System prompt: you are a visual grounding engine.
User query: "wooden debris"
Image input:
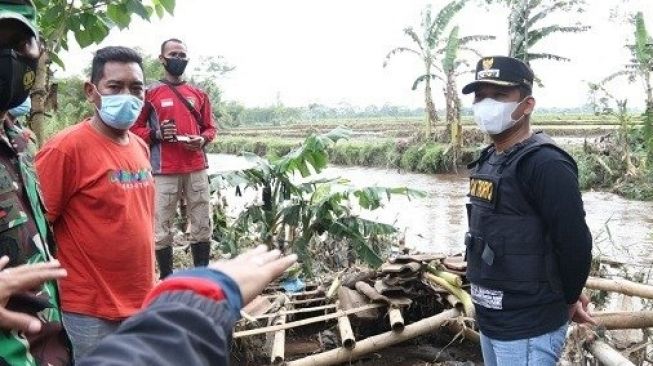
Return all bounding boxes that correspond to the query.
[354,281,412,307]
[586,277,653,299]
[388,253,446,264]
[243,296,274,317]
[341,269,376,289]
[337,286,379,321]
[380,262,422,275]
[442,256,467,272]
[285,309,461,366]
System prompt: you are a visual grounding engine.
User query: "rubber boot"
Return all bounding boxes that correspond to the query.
[191,241,211,267]
[155,246,174,280]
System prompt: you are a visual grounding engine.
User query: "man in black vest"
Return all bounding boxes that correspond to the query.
[462,56,594,365]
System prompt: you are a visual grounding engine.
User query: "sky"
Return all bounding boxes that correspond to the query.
[58,0,652,110]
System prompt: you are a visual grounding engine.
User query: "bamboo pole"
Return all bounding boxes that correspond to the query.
[335,301,356,349]
[290,297,327,305]
[264,289,324,299]
[337,315,356,349]
[585,277,653,299]
[593,311,653,330]
[326,276,342,300]
[234,303,385,338]
[271,312,286,365]
[388,307,404,332]
[587,340,635,366]
[252,304,337,320]
[286,309,460,366]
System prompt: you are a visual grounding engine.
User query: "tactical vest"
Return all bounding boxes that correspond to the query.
[465,132,576,295]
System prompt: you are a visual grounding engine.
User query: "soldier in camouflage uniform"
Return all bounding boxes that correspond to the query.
[0,1,71,364]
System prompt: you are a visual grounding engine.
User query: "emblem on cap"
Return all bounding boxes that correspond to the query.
[23,71,35,89]
[482,58,494,70]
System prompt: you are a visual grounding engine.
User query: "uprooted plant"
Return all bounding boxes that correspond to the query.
[210,128,425,276]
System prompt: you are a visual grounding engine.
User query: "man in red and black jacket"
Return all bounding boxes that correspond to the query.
[132,38,218,278]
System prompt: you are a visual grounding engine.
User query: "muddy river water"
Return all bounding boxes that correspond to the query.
[208,154,653,264]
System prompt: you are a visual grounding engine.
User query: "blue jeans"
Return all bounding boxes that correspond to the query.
[480,323,569,366]
[62,312,122,363]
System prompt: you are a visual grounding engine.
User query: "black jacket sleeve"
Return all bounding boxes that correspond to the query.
[519,147,593,304]
[78,290,238,366]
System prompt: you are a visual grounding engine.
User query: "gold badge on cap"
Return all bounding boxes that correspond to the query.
[23,71,35,89]
[482,57,494,70]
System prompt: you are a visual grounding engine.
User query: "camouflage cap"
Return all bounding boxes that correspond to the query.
[0,0,38,40]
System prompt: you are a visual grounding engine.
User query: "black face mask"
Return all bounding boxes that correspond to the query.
[163,57,188,77]
[0,49,38,111]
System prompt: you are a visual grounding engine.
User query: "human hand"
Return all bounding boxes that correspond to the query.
[0,256,67,333]
[181,135,204,151]
[160,120,177,142]
[209,245,297,305]
[568,293,596,325]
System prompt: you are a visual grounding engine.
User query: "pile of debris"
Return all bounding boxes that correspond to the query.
[232,253,480,366]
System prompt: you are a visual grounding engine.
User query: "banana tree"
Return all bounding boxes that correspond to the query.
[384,0,469,140]
[601,12,653,162]
[210,128,425,275]
[482,0,589,64]
[439,26,495,148]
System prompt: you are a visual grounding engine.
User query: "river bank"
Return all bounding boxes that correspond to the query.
[207,134,653,200]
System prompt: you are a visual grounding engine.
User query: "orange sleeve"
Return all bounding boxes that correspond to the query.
[35,146,77,223]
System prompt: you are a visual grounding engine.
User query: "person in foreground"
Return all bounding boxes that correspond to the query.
[77,246,297,365]
[462,56,595,366]
[0,0,71,363]
[35,46,155,361]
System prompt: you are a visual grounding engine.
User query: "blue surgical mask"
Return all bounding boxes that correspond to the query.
[8,97,31,118]
[95,92,144,130]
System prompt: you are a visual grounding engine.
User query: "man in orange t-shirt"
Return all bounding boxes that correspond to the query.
[35,46,155,362]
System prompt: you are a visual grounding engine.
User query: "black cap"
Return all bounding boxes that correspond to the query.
[462,56,534,95]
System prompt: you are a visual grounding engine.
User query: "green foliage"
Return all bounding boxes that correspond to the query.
[400,145,422,171]
[210,129,424,275]
[34,0,175,63]
[45,76,91,140]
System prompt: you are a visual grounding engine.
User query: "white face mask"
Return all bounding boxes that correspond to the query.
[472,98,527,135]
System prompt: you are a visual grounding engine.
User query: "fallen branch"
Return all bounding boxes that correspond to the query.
[586,277,653,299]
[286,309,460,366]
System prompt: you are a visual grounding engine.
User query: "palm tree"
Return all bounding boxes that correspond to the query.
[483,0,589,64]
[384,0,469,139]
